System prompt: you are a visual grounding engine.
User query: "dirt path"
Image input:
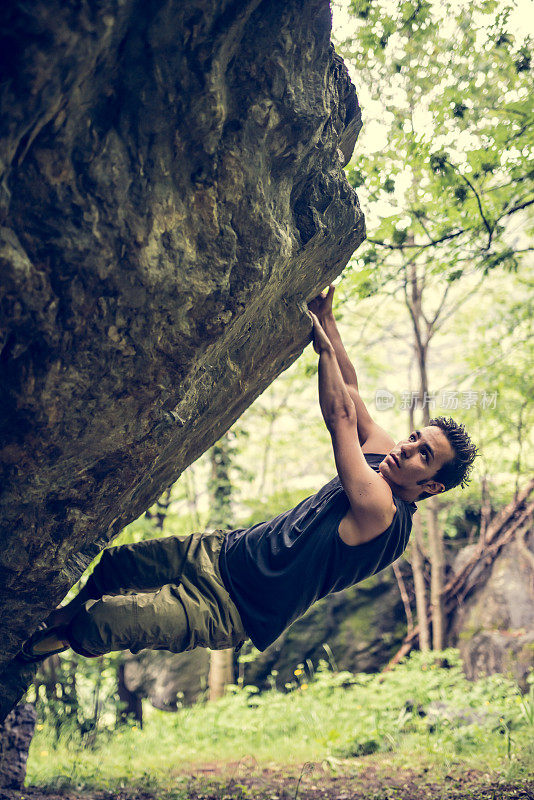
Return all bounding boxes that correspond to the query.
[1,764,533,800]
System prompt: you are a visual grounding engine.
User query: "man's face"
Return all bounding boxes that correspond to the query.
[379,426,455,500]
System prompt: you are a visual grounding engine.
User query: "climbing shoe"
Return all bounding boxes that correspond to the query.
[17,624,70,663]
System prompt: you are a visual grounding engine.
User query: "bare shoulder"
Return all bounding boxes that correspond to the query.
[338,478,396,547]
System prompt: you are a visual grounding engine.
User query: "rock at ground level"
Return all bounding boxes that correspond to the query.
[450,531,534,689]
[0,704,36,791]
[123,648,210,710]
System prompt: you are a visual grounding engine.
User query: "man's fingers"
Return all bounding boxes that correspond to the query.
[309,310,322,333]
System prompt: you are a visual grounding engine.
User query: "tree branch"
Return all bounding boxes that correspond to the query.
[368,229,464,251]
[444,159,494,246]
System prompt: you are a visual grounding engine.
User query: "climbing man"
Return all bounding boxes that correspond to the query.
[19,285,477,662]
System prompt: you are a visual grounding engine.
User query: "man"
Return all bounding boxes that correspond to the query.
[19,285,477,662]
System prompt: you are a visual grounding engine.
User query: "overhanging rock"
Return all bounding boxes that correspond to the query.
[0,0,364,719]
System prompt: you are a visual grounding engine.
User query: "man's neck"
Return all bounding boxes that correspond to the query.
[379,474,419,503]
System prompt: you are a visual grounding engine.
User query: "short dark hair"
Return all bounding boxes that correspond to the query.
[419,417,478,499]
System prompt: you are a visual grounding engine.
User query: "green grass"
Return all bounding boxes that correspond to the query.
[26,649,534,794]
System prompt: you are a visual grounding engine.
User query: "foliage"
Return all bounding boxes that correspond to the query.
[27,651,126,741]
[341,0,533,284]
[26,650,533,792]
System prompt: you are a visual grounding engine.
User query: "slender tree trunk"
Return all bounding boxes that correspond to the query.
[479,474,491,548]
[259,410,275,498]
[208,649,234,701]
[407,403,430,651]
[207,434,235,700]
[410,514,431,651]
[426,499,445,649]
[405,258,445,651]
[91,656,104,734]
[184,465,202,530]
[145,485,172,531]
[392,562,413,635]
[514,399,528,501]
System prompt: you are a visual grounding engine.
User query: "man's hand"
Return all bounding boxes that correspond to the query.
[307,285,335,322]
[309,311,333,354]
[309,287,396,455]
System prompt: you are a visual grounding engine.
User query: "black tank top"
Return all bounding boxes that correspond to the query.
[219,454,417,651]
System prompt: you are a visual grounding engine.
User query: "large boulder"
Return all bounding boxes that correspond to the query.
[450,529,534,689]
[0,0,364,720]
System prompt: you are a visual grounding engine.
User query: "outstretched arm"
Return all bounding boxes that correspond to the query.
[308,286,394,454]
[309,312,395,544]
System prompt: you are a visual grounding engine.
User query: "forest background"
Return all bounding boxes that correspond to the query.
[23,0,534,796]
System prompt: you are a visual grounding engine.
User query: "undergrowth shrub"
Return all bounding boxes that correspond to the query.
[26,649,533,792]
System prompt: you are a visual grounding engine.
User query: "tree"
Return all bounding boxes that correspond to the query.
[206,433,235,701]
[341,0,533,284]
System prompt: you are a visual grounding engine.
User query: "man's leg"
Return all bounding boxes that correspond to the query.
[34,531,247,658]
[48,533,198,628]
[67,586,193,656]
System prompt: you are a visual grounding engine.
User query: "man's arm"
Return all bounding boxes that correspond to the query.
[308,286,394,454]
[310,312,395,544]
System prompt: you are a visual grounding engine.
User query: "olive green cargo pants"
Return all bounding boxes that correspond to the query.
[67,531,247,657]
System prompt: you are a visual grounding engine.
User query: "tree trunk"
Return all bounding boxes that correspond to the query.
[405,259,445,651]
[207,434,234,699]
[392,562,413,635]
[410,514,430,651]
[408,402,430,651]
[145,487,173,532]
[479,474,491,547]
[208,650,234,702]
[426,499,445,650]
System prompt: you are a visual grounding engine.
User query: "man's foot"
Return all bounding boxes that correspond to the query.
[44,585,94,629]
[17,625,70,663]
[45,605,79,629]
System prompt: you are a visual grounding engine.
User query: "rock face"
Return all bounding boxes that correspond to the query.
[0,704,36,790]
[0,0,364,719]
[450,529,534,689]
